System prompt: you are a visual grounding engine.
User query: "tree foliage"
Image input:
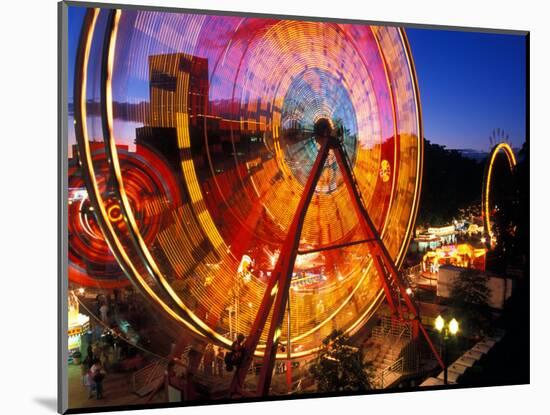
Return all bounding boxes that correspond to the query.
[309,329,372,393]
[490,140,528,270]
[450,268,492,336]
[417,139,485,227]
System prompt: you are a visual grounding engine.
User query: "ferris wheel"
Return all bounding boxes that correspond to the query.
[71,8,442,395]
[482,129,517,248]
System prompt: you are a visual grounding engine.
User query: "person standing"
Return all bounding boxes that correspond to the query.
[95,294,102,317]
[80,358,89,387]
[85,369,95,399]
[203,344,215,377]
[231,333,245,366]
[215,347,225,377]
[90,359,106,399]
[82,347,94,387]
[99,302,109,325]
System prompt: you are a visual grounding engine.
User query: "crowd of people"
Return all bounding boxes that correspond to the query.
[199,344,228,377]
[196,334,246,378]
[198,334,291,377]
[76,286,298,398]
[76,287,149,401]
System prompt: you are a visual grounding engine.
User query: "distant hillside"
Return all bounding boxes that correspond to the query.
[450,148,489,162]
[417,139,485,227]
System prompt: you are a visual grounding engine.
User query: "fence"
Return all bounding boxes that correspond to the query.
[131,360,167,396]
[372,356,404,389]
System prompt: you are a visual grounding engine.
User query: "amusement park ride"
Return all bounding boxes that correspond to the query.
[69,8,446,397]
[482,130,517,249]
[230,119,443,395]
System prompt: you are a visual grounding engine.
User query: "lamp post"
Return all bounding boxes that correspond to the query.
[434,315,459,385]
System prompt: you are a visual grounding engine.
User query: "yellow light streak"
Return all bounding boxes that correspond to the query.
[483,142,517,245]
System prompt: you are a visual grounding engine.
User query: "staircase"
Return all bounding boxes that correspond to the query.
[365,316,413,389]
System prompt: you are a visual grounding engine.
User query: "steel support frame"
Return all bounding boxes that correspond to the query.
[332,145,443,369]
[230,136,332,396]
[230,136,443,397]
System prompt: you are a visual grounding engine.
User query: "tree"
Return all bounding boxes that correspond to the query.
[491,140,528,271]
[449,269,492,337]
[417,139,485,227]
[309,329,372,393]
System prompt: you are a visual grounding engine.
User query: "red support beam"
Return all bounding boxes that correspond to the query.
[228,264,278,396]
[231,134,444,398]
[230,136,331,396]
[333,145,444,369]
[332,147,398,314]
[256,137,333,395]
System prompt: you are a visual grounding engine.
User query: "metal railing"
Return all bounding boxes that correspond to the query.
[372,356,404,389]
[72,293,168,362]
[372,315,413,340]
[402,263,423,279]
[175,345,192,367]
[368,315,418,389]
[131,360,166,395]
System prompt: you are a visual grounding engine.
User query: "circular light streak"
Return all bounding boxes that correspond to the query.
[107,204,122,223]
[68,144,179,288]
[482,142,517,247]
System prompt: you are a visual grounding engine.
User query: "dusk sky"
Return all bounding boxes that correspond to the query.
[68,8,527,152]
[406,27,526,151]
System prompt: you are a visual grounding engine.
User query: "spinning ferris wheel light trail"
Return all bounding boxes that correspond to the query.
[71,7,444,397]
[230,121,443,396]
[482,140,517,249]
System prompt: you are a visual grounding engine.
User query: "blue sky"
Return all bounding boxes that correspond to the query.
[406,27,526,151]
[68,7,527,152]
[67,6,86,102]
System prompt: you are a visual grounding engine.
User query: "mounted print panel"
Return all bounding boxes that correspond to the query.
[58,1,529,413]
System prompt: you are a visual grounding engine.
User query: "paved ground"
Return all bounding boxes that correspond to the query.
[67,364,167,410]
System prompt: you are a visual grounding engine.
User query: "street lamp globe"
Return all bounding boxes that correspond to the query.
[435,315,445,332]
[449,318,459,335]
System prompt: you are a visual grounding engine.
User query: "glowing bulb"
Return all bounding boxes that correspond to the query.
[405,287,413,295]
[78,288,85,295]
[449,318,459,335]
[434,315,445,332]
[274,327,282,342]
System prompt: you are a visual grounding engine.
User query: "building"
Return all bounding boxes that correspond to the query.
[422,243,487,274]
[437,265,513,309]
[147,53,209,128]
[411,224,457,253]
[135,53,210,173]
[135,52,271,179]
